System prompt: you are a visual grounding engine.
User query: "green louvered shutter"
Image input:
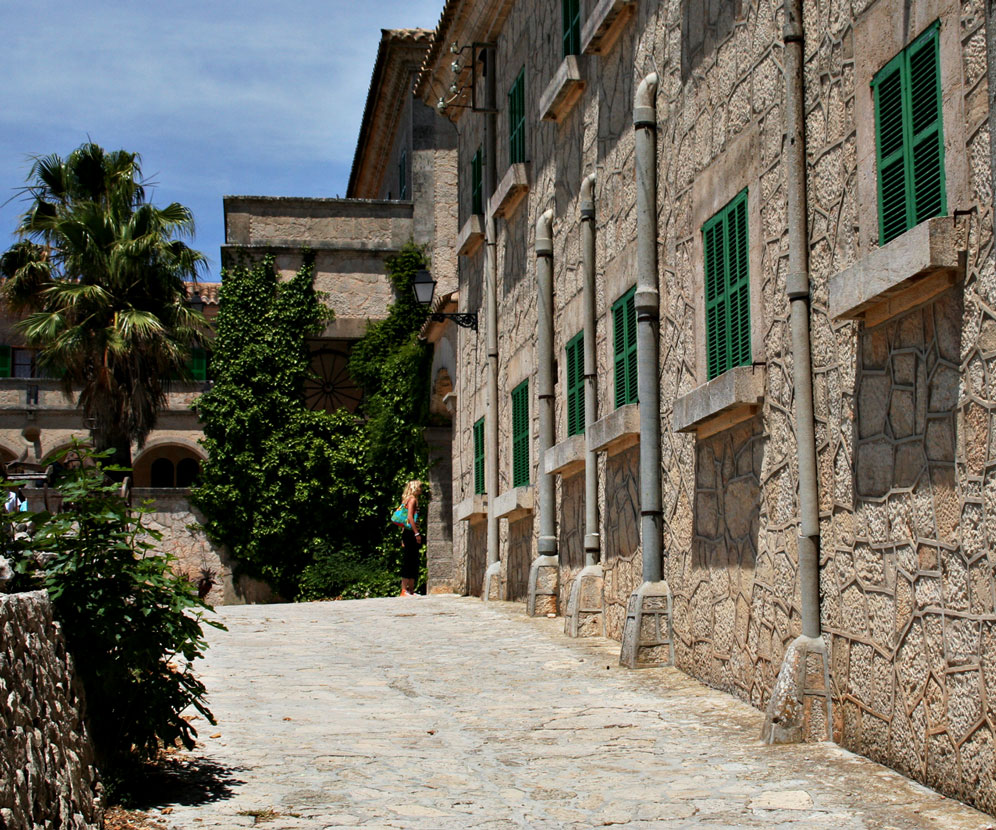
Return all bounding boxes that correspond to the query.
[471,146,484,215]
[566,331,585,436]
[612,287,637,408]
[0,346,10,378]
[703,189,750,380]
[473,417,486,495]
[562,0,581,57]
[187,347,207,381]
[873,21,944,246]
[512,380,530,487]
[624,291,637,404]
[509,69,526,165]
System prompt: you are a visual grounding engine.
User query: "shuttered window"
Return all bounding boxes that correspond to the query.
[0,346,10,378]
[511,380,530,487]
[509,68,526,165]
[703,189,750,380]
[473,417,486,495]
[612,287,638,408]
[187,347,207,381]
[565,330,585,436]
[873,21,945,246]
[471,145,484,215]
[562,0,581,57]
[399,150,408,200]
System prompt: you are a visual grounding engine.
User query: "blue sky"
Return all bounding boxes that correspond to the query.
[0,1,445,281]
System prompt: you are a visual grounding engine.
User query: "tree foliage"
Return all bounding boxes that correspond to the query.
[10,443,221,770]
[0,143,208,467]
[193,243,432,599]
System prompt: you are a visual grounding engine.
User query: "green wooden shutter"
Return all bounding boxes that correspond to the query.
[0,346,10,378]
[873,21,944,246]
[471,146,484,215]
[624,291,637,404]
[473,417,486,495]
[566,331,585,436]
[562,0,581,57]
[908,25,944,225]
[512,380,530,487]
[399,149,408,199]
[703,189,750,380]
[612,287,637,408]
[187,347,207,381]
[509,69,526,165]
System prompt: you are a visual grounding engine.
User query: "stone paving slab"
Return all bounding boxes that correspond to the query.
[158,597,993,829]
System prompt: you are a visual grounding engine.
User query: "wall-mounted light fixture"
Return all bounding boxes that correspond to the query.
[436,42,497,115]
[413,269,478,332]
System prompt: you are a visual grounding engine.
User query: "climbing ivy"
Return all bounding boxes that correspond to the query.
[193,243,431,599]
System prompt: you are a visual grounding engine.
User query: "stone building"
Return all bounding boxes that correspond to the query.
[0,284,257,604]
[415,0,996,814]
[224,28,460,591]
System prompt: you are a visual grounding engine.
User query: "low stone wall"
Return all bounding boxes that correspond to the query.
[0,590,101,828]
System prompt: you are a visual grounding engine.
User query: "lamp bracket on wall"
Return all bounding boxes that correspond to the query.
[438,42,497,114]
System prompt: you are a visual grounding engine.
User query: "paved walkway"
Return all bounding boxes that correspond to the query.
[158,596,992,829]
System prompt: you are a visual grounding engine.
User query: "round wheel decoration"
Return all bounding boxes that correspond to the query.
[303,347,362,413]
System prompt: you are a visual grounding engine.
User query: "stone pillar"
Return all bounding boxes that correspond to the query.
[423,426,454,593]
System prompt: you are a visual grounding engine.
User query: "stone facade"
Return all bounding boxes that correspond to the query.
[0,591,102,828]
[416,0,996,814]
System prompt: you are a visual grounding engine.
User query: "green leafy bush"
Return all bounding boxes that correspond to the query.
[193,244,432,600]
[11,444,222,768]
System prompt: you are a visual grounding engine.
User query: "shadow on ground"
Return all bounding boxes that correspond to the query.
[114,753,245,810]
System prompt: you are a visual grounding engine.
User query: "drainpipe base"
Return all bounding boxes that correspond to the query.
[619,580,673,668]
[564,564,604,638]
[761,634,832,744]
[526,554,559,616]
[482,560,502,602]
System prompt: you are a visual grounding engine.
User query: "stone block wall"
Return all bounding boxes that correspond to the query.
[0,591,101,829]
[437,0,996,812]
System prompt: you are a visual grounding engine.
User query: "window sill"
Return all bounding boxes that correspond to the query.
[828,216,965,327]
[544,433,585,476]
[457,214,484,256]
[454,494,487,523]
[488,163,530,220]
[673,365,764,438]
[493,485,534,520]
[590,403,639,455]
[539,56,586,123]
[581,0,636,56]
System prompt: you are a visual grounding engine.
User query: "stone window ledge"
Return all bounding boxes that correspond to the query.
[673,366,764,438]
[493,486,534,520]
[457,214,484,256]
[539,56,585,123]
[590,403,639,455]
[544,434,585,476]
[829,216,966,328]
[581,0,636,56]
[488,163,530,220]
[454,495,487,523]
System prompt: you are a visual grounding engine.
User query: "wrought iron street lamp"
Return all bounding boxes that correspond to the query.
[413,269,478,331]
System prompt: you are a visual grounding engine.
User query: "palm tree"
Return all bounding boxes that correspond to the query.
[0,142,208,469]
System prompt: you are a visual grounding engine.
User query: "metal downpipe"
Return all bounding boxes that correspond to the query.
[581,173,600,567]
[783,0,820,641]
[634,72,663,586]
[535,209,557,560]
[483,46,501,597]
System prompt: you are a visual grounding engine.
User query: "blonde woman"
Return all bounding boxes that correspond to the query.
[398,480,424,596]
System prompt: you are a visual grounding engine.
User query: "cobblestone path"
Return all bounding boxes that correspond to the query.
[160,597,992,829]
